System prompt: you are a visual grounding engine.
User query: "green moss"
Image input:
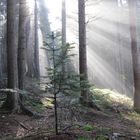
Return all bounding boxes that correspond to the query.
[95,135,109,140]
[82,124,95,131]
[41,97,54,108]
[90,87,133,109]
[122,111,140,123]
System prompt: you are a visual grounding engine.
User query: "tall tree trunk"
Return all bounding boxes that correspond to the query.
[78,0,89,102]
[0,18,2,80]
[128,0,140,112]
[26,19,35,78]
[34,0,40,78]
[18,0,27,90]
[62,0,66,46]
[2,22,7,76]
[1,15,6,80]
[6,0,19,110]
[61,0,66,73]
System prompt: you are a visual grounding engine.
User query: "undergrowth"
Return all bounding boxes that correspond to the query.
[90,87,133,110]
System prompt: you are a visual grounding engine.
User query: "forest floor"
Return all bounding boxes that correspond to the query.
[0,79,140,140]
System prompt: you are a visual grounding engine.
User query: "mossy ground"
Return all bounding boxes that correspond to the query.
[0,82,140,140]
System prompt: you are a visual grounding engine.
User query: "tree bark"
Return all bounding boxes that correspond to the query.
[18,0,27,90]
[128,0,140,112]
[34,0,40,78]
[0,18,2,80]
[62,0,66,47]
[61,0,66,74]
[78,0,89,102]
[6,0,19,110]
[26,19,35,78]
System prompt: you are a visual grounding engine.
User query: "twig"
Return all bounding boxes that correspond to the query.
[14,119,30,131]
[62,124,82,131]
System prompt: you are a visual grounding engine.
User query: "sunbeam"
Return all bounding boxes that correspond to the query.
[66,0,134,97]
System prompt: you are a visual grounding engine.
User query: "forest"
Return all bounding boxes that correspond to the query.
[0,0,140,139]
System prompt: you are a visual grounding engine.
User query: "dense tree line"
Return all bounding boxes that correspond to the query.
[0,0,40,111]
[0,0,140,113]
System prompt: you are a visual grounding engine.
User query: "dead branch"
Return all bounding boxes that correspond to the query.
[14,119,30,131]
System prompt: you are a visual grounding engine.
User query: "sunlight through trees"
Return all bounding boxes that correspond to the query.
[0,0,140,139]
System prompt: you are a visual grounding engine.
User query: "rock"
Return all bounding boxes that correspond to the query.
[2,115,5,118]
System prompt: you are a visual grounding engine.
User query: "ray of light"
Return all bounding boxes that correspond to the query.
[65,0,134,97]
